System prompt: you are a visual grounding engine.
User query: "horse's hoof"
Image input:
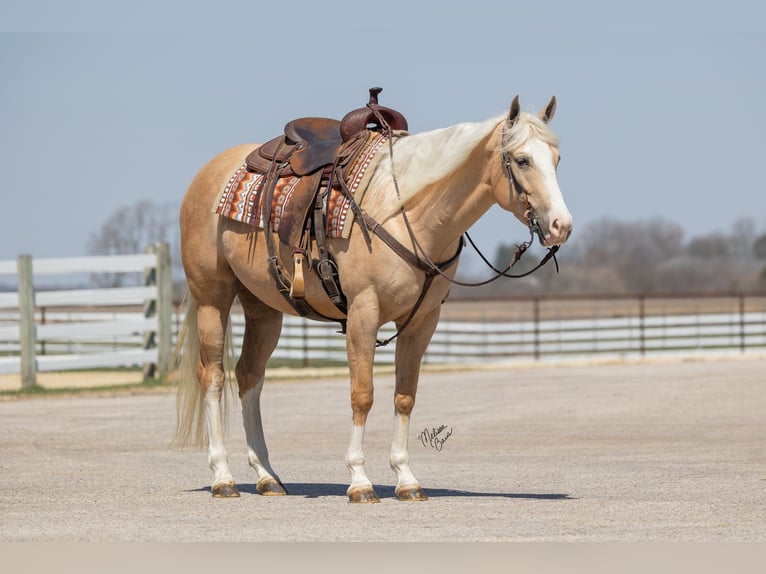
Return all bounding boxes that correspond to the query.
[258,478,288,496]
[211,482,240,498]
[348,486,381,504]
[396,485,429,501]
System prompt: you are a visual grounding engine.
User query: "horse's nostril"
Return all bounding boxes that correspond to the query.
[550,218,572,239]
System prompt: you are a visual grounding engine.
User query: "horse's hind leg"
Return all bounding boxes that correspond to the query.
[235,289,287,495]
[195,294,240,498]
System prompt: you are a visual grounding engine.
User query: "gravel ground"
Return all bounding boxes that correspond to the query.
[0,356,764,542]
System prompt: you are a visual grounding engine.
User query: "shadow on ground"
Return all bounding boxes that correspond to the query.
[190,482,573,500]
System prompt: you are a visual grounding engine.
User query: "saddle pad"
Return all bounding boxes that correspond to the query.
[213,132,388,239]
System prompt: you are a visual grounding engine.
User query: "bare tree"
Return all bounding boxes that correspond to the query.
[753,233,766,260]
[469,216,766,296]
[687,233,732,257]
[752,232,766,286]
[567,217,685,292]
[87,200,180,287]
[88,202,766,296]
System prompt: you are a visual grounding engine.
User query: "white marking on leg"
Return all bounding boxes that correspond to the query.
[346,423,372,492]
[390,411,419,490]
[204,378,234,487]
[241,382,281,485]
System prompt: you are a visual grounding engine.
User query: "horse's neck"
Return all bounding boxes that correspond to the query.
[395,125,501,258]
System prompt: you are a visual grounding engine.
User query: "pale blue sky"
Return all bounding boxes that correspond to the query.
[1,2,765,269]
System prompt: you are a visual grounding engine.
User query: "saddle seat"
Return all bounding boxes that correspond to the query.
[244,118,373,249]
[247,117,344,177]
[245,87,408,178]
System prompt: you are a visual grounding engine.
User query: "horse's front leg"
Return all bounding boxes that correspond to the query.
[390,305,441,501]
[344,301,381,503]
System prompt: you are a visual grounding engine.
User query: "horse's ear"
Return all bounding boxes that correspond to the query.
[539,96,557,124]
[508,95,521,126]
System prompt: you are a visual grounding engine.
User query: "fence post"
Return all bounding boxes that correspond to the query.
[142,244,158,379]
[17,254,37,388]
[739,292,746,354]
[155,242,173,377]
[141,242,173,379]
[638,294,645,356]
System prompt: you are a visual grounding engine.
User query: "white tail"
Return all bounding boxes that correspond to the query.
[173,294,237,449]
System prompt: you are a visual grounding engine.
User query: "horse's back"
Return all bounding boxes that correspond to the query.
[183,144,256,209]
[181,143,255,238]
[180,144,257,294]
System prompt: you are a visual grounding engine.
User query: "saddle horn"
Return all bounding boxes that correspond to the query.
[340,87,409,142]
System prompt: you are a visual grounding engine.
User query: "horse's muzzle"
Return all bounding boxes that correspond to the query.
[534,212,573,246]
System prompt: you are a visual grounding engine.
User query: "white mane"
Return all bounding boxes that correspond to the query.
[364,111,559,221]
[363,114,503,220]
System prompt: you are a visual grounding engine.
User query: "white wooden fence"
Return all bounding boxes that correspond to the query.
[0,244,173,388]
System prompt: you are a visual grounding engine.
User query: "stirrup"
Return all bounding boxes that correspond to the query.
[290,250,306,299]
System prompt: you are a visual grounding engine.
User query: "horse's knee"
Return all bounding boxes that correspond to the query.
[394,393,415,416]
[351,388,374,422]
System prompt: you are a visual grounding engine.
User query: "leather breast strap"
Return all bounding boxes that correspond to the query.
[359,211,463,347]
[360,212,463,276]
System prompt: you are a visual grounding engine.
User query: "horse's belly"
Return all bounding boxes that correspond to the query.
[220,226,347,319]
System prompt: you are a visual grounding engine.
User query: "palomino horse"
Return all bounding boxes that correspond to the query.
[175,95,573,502]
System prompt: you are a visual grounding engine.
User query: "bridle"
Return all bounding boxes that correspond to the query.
[486,119,560,276]
[501,121,549,247]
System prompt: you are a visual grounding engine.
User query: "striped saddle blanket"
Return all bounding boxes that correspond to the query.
[213,131,387,240]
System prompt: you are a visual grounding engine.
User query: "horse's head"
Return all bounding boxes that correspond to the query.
[492,96,573,246]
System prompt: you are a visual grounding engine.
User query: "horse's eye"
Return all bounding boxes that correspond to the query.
[516,156,530,168]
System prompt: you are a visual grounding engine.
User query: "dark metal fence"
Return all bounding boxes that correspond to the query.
[231,292,766,365]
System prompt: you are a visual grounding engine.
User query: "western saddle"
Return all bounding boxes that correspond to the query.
[244,87,408,322]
